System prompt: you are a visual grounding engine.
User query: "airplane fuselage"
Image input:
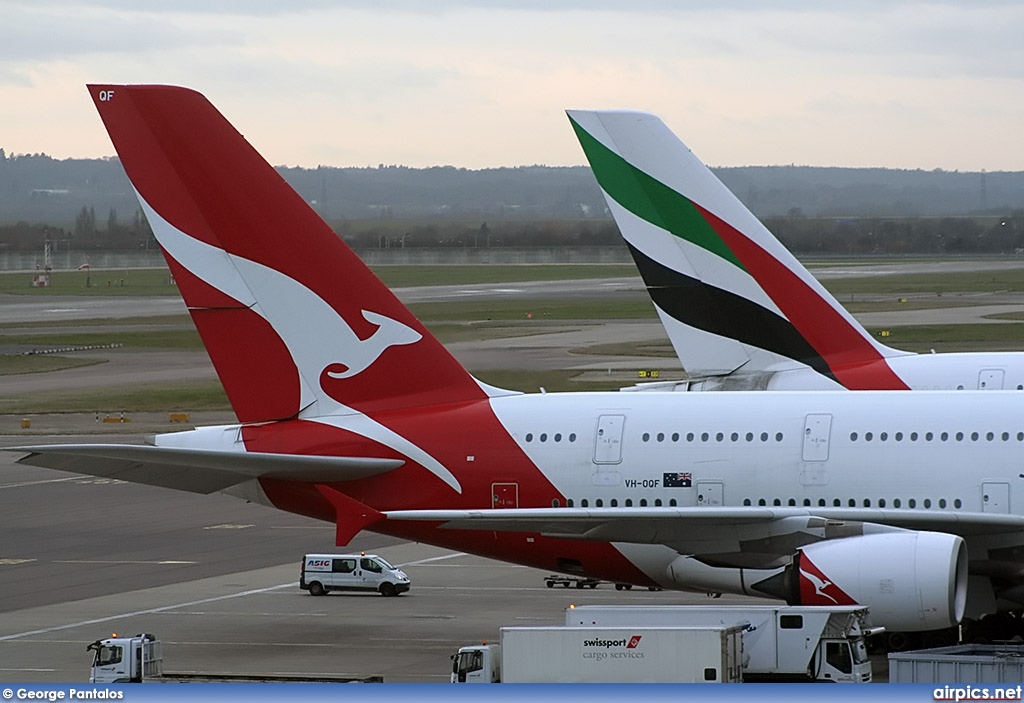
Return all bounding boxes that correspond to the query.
[168,388,1024,604]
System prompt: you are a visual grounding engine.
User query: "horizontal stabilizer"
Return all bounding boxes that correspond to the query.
[12,444,403,495]
[316,484,385,547]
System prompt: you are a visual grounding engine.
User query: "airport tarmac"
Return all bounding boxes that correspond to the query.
[0,537,816,684]
[1,261,1018,683]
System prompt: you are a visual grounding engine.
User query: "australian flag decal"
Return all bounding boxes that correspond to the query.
[663,472,692,488]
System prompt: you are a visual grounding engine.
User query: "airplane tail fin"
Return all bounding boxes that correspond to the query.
[568,110,909,390]
[89,84,503,423]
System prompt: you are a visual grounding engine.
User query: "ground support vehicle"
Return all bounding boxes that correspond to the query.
[889,644,1024,683]
[544,574,602,589]
[300,553,410,596]
[88,634,382,683]
[565,604,876,682]
[451,625,744,683]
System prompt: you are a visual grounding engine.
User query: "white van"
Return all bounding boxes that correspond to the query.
[300,553,411,597]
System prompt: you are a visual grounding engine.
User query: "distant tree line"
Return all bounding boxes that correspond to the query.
[765,211,1024,255]
[0,206,154,252]
[6,213,1024,255]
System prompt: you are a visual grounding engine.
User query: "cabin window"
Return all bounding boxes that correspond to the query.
[956,432,964,441]
[878,498,886,508]
[642,432,650,442]
[554,433,562,442]
[850,432,858,441]
[672,433,680,442]
[775,432,784,442]
[657,432,665,442]
[760,432,769,442]
[595,499,603,507]
[639,499,648,507]
[954,499,962,509]
[525,433,533,442]
[625,499,633,507]
[746,432,754,442]
[552,499,560,508]
[581,499,589,507]
[924,499,932,508]
[716,432,724,442]
[865,432,873,441]
[908,499,916,508]
[939,499,947,508]
[941,432,949,441]
[895,432,903,441]
[910,432,918,441]
[610,499,618,507]
[925,432,933,441]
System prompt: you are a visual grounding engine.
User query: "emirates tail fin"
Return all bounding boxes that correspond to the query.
[568,110,910,390]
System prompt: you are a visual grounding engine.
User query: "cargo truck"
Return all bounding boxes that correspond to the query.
[451,625,744,683]
[565,605,875,683]
[87,633,382,683]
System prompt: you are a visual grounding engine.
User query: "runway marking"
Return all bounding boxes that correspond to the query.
[53,560,198,565]
[0,583,297,641]
[203,524,255,530]
[0,550,467,642]
[0,477,78,490]
[0,559,37,565]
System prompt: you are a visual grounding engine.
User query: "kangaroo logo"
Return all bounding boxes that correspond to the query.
[798,553,855,606]
[323,310,422,379]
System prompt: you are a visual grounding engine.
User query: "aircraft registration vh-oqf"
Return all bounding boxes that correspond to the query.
[8,85,1024,644]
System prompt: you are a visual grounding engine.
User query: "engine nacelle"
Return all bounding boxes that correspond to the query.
[753,532,967,632]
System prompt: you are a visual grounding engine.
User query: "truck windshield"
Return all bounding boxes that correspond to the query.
[456,650,483,675]
[94,645,122,667]
[374,557,395,570]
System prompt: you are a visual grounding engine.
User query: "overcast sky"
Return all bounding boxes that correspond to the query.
[4,1,1024,171]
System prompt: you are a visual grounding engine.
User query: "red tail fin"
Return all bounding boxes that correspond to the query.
[88,84,492,423]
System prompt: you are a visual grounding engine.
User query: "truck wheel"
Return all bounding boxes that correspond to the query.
[546,581,554,588]
[379,582,397,597]
[575,581,584,589]
[308,581,325,596]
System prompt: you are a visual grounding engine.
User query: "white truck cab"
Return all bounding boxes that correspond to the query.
[300,552,410,597]
[88,633,163,683]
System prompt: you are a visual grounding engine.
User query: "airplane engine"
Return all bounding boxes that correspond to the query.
[754,531,968,632]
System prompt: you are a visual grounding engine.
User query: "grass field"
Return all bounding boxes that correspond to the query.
[5,259,1024,414]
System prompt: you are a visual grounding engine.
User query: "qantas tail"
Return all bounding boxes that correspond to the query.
[568,110,911,390]
[89,84,508,424]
